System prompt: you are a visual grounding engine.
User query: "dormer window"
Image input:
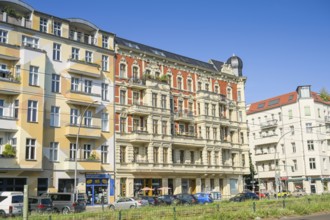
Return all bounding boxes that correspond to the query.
[53,21,61,36]
[40,18,48,33]
[102,35,109,48]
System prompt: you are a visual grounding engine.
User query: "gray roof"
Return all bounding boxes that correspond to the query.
[115,37,219,72]
[209,59,224,72]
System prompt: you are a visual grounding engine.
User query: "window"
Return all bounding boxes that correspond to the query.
[197,82,202,91]
[120,90,126,105]
[227,87,232,99]
[26,138,36,160]
[237,91,241,102]
[53,43,61,61]
[293,160,297,172]
[85,51,93,63]
[307,140,314,151]
[215,85,219,94]
[180,150,184,164]
[132,66,139,79]
[102,35,108,48]
[133,119,139,131]
[205,103,209,116]
[83,144,91,159]
[71,77,79,91]
[69,143,76,159]
[177,77,182,90]
[102,55,108,71]
[154,147,159,163]
[51,74,60,93]
[162,121,167,135]
[101,113,109,132]
[120,117,126,133]
[27,100,37,122]
[206,127,210,139]
[84,111,92,127]
[207,151,211,165]
[187,79,192,92]
[290,126,294,135]
[205,83,209,91]
[178,100,183,112]
[306,123,312,133]
[163,148,168,163]
[161,95,166,109]
[29,66,39,86]
[101,145,108,163]
[188,103,193,115]
[0,29,8,43]
[309,158,316,169]
[212,104,216,116]
[213,128,217,140]
[70,109,79,125]
[288,109,293,119]
[101,83,109,101]
[49,142,58,161]
[119,64,126,78]
[133,92,139,105]
[14,100,19,119]
[50,106,60,127]
[292,142,296,153]
[53,21,61,36]
[152,93,157,107]
[0,100,3,116]
[120,146,126,163]
[304,106,311,116]
[238,111,243,122]
[39,18,48,32]
[22,36,39,48]
[71,47,79,60]
[84,80,92,94]
[215,151,219,165]
[153,120,158,134]
[15,65,20,79]
[323,158,327,170]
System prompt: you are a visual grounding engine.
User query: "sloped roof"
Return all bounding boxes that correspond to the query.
[312,92,330,105]
[209,59,224,72]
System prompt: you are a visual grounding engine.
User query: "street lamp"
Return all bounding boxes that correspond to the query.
[74,100,98,201]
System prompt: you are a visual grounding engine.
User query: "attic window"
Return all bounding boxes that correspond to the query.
[124,42,140,49]
[257,103,265,109]
[151,49,166,57]
[268,99,280,106]
[288,95,294,101]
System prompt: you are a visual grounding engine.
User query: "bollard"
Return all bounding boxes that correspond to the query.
[217,204,220,212]
[119,210,122,220]
[282,199,286,208]
[253,201,256,213]
[173,207,176,220]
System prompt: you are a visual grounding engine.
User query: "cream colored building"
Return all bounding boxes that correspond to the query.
[0,0,115,204]
[247,86,330,195]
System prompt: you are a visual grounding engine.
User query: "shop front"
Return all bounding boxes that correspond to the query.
[133,178,162,196]
[85,174,114,206]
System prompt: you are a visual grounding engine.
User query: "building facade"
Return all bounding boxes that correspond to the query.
[247,86,330,195]
[114,37,249,198]
[0,0,115,204]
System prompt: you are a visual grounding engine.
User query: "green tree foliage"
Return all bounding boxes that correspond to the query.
[320,88,330,102]
[2,144,16,157]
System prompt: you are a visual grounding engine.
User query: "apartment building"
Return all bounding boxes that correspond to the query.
[0,0,115,205]
[247,86,330,195]
[114,37,249,198]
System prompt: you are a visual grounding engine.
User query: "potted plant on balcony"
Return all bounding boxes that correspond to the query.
[2,144,16,158]
[159,74,168,83]
[88,152,98,161]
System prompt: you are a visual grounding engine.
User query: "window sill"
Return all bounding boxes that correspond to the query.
[50,125,61,128]
[28,121,39,124]
[29,84,40,87]
[53,59,62,63]
[26,159,37,161]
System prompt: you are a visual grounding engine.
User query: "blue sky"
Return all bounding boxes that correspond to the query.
[24,0,330,104]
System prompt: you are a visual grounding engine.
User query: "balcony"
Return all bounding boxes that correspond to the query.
[254,153,276,162]
[173,110,194,122]
[128,104,150,116]
[67,59,101,78]
[127,78,146,90]
[260,119,278,129]
[253,134,279,146]
[196,90,226,102]
[65,124,101,139]
[0,116,17,132]
[0,157,19,169]
[0,12,32,28]
[64,159,101,171]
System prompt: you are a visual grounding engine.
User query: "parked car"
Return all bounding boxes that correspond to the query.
[173,194,198,205]
[158,195,175,205]
[41,193,85,214]
[28,197,53,214]
[208,191,221,201]
[0,191,23,217]
[256,192,266,198]
[108,197,147,210]
[229,192,259,202]
[194,193,213,204]
[291,189,307,197]
[277,190,291,198]
[141,196,166,206]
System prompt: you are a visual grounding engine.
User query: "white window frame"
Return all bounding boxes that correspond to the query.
[102,55,108,71]
[71,47,79,60]
[27,100,38,122]
[29,66,39,86]
[53,43,61,61]
[71,77,79,91]
[70,143,76,160]
[85,51,93,63]
[102,35,108,48]
[83,144,91,159]
[50,142,59,161]
[22,35,39,48]
[309,158,316,169]
[101,145,108,163]
[26,138,36,160]
[39,17,48,32]
[84,80,92,94]
[51,74,60,93]
[70,109,79,125]
[101,83,109,101]
[53,21,62,36]
[0,99,3,117]
[101,112,109,132]
[84,110,92,127]
[50,106,60,127]
[0,29,8,43]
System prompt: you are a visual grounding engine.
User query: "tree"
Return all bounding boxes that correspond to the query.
[320,88,330,102]
[243,152,257,191]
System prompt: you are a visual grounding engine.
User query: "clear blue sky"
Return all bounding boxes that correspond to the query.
[24,0,330,104]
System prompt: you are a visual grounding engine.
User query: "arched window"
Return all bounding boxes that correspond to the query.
[120,63,126,78]
[227,87,232,100]
[132,66,139,79]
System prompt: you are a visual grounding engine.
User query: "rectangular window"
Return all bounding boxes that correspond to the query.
[153,120,158,134]
[206,127,210,139]
[120,117,126,133]
[120,146,126,163]
[50,142,58,161]
[120,90,126,105]
[292,160,297,172]
[101,112,109,132]
[178,100,183,112]
[53,43,61,61]
[177,77,182,90]
[14,100,19,119]
[71,77,79,91]
[306,123,312,133]
[50,106,60,127]
[83,144,91,159]
[39,18,48,32]
[133,119,139,131]
[53,21,61,36]
[212,104,216,116]
[29,66,39,86]
[307,140,314,151]
[102,35,108,48]
[102,55,108,71]
[85,51,93,63]
[84,110,92,127]
[101,83,109,101]
[309,158,316,169]
[198,82,202,91]
[11,138,17,153]
[205,83,209,91]
[213,128,217,140]
[292,142,296,153]
[70,109,79,125]
[51,74,60,93]
[26,138,36,160]
[0,29,8,43]
[27,100,37,122]
[205,103,209,116]
[162,121,167,135]
[152,93,157,107]
[161,95,166,109]
[163,148,168,163]
[101,145,108,163]
[237,91,241,102]
[187,79,192,92]
[22,35,39,48]
[288,109,293,119]
[120,64,126,78]
[207,151,211,165]
[154,147,159,163]
[215,151,219,165]
[215,85,219,94]
[84,80,92,94]
[0,99,3,116]
[304,106,311,116]
[133,92,139,105]
[290,126,294,135]
[69,143,76,159]
[71,47,79,60]
[180,150,184,164]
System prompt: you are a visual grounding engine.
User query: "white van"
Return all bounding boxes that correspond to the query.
[0,191,23,217]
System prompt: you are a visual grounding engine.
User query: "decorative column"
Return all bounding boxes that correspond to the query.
[196,178,202,193]
[173,178,182,194]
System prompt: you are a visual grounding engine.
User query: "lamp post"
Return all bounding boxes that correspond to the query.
[74,100,98,201]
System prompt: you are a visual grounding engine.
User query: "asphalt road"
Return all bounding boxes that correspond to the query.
[280,213,330,220]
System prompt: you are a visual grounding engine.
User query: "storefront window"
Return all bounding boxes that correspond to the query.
[85,174,110,206]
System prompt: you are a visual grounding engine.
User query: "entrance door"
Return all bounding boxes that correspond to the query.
[189,179,196,194]
[311,185,316,194]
